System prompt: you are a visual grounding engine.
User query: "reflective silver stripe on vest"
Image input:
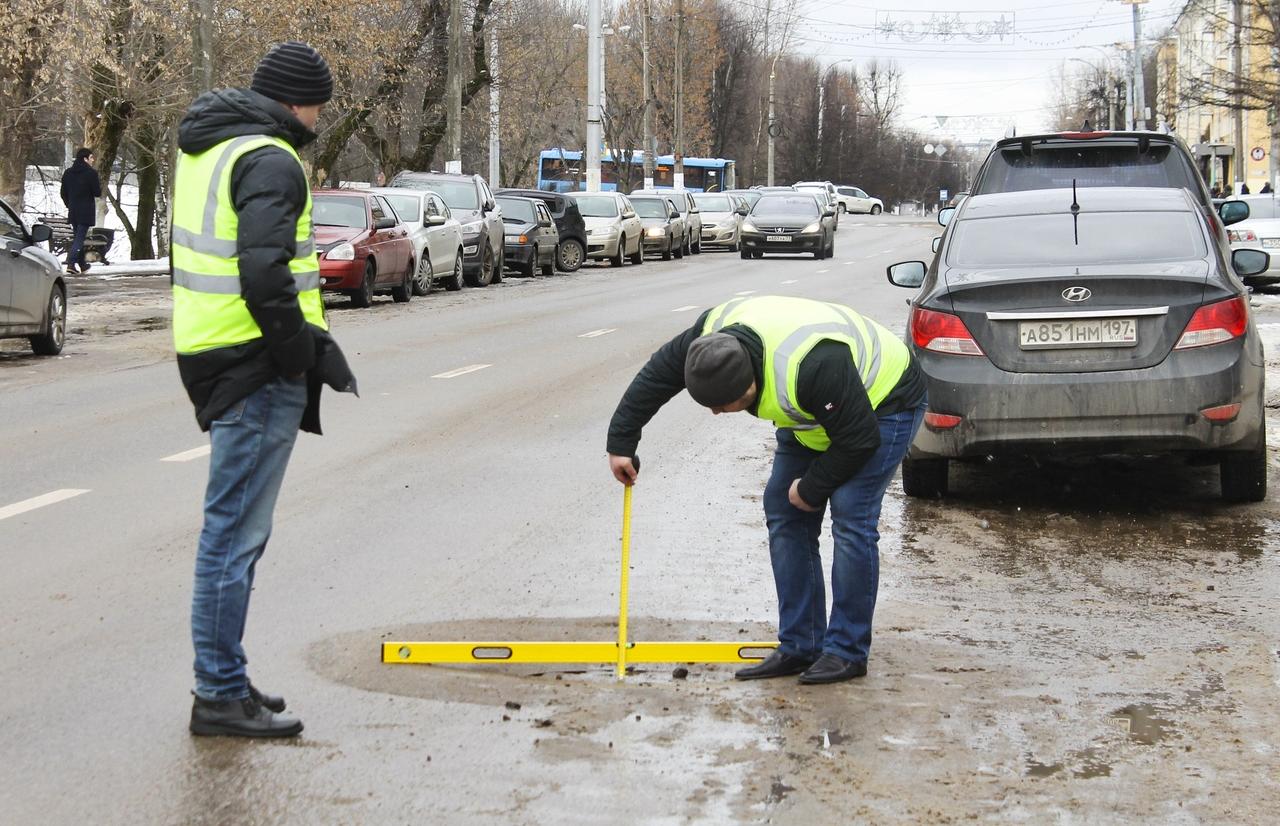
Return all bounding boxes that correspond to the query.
[772,320,882,425]
[296,238,315,258]
[172,268,241,295]
[171,225,237,257]
[708,297,751,332]
[825,303,881,390]
[174,267,321,295]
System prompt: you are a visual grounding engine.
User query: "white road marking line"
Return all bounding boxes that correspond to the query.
[578,328,617,338]
[843,260,856,265]
[735,290,757,296]
[0,489,91,522]
[432,364,492,379]
[672,305,699,312]
[816,269,830,274]
[781,279,798,285]
[161,445,211,463]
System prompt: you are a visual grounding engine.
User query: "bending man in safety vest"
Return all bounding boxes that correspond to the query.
[172,42,356,737]
[607,296,926,684]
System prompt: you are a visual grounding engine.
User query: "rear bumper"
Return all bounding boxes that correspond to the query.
[742,233,821,254]
[911,338,1266,459]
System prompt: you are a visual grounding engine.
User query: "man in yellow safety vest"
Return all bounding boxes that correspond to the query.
[607,296,926,684]
[173,42,356,737]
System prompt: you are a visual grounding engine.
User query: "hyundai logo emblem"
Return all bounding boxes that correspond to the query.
[1062,286,1092,302]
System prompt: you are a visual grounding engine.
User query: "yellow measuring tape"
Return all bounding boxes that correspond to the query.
[382,481,778,676]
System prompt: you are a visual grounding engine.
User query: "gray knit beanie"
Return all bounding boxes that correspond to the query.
[251,42,333,106]
[685,333,754,407]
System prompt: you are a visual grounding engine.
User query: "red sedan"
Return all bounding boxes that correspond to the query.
[313,189,415,307]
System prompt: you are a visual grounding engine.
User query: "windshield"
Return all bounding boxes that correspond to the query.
[976,144,1201,195]
[692,194,731,211]
[752,195,819,217]
[496,197,537,222]
[573,195,619,218]
[312,196,367,228]
[631,198,669,219]
[402,179,478,210]
[733,191,762,208]
[949,212,1207,268]
[382,194,421,223]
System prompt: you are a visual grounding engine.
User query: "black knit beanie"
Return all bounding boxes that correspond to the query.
[685,333,755,407]
[250,42,333,106]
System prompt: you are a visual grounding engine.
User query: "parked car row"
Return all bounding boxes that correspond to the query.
[890,128,1268,503]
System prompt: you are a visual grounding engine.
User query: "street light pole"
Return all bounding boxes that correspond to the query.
[446,0,464,173]
[767,57,778,186]
[674,0,685,189]
[585,0,602,192]
[642,0,655,189]
[1117,0,1147,130]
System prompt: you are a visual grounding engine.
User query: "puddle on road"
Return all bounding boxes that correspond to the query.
[1111,703,1176,745]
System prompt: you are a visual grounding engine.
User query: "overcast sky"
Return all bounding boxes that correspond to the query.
[782,0,1186,142]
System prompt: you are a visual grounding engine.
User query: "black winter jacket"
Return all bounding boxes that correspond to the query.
[174,88,356,433]
[60,159,101,226]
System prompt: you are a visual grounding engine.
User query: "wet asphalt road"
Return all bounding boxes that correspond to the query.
[2,215,1279,823]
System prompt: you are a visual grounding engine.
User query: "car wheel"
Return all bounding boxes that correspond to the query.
[519,246,536,277]
[540,249,554,276]
[610,236,625,267]
[752,251,763,259]
[674,238,685,259]
[662,240,673,261]
[871,204,882,215]
[557,238,584,272]
[391,260,413,303]
[29,286,67,355]
[902,457,948,498]
[468,244,494,287]
[729,234,739,253]
[692,235,702,254]
[628,236,643,265]
[412,255,435,296]
[1220,437,1267,503]
[492,246,504,283]
[740,249,751,260]
[838,203,847,215]
[444,252,464,291]
[350,260,375,308]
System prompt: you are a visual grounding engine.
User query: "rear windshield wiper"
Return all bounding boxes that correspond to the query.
[1071,179,1080,246]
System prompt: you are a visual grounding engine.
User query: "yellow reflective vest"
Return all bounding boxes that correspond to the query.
[701,296,911,452]
[171,135,326,355]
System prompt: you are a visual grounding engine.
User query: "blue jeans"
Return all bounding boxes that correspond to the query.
[762,404,926,664]
[191,377,307,701]
[67,223,91,270]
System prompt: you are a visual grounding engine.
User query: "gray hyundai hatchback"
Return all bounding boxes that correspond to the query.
[888,186,1270,503]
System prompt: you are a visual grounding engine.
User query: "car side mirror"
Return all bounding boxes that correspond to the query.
[374,217,397,230]
[823,207,836,217]
[1219,200,1250,226]
[937,207,956,227]
[1232,248,1270,277]
[425,214,447,227]
[670,211,680,219]
[30,224,53,243]
[887,261,927,288]
[735,206,749,216]
[931,236,941,254]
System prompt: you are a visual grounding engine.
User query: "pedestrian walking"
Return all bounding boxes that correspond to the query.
[172,41,357,738]
[59,147,101,274]
[1261,182,1273,194]
[606,296,926,684]
[1240,183,1251,195]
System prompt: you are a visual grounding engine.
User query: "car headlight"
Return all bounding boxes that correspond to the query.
[588,226,618,237]
[741,220,758,233]
[326,242,355,261]
[800,222,821,234]
[462,220,484,237]
[646,227,667,237]
[504,234,528,244]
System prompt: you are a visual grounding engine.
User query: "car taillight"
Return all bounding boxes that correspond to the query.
[1201,403,1241,423]
[1174,296,1248,349]
[1228,228,1257,243]
[924,411,963,430]
[910,306,984,356]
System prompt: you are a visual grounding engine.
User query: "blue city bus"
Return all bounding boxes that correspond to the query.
[536,148,736,193]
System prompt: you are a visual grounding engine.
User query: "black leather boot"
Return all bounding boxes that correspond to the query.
[190,695,303,738]
[248,682,286,713]
[734,650,817,681]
